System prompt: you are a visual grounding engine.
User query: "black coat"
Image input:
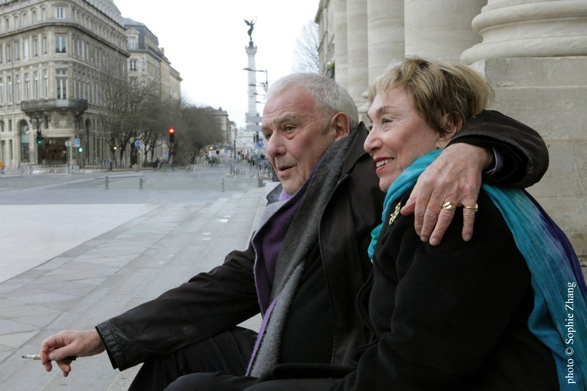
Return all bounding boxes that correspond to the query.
[334,189,558,390]
[96,110,549,371]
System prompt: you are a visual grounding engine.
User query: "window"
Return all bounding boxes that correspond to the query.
[130,59,137,71]
[23,39,28,60]
[6,44,10,61]
[24,73,29,100]
[42,35,47,54]
[56,69,67,99]
[14,40,19,60]
[43,70,48,98]
[4,18,8,31]
[7,76,11,103]
[128,37,136,50]
[0,46,2,63]
[33,37,38,57]
[81,40,84,59]
[33,71,38,99]
[55,6,65,20]
[14,16,19,29]
[55,34,66,53]
[32,11,36,24]
[22,13,27,27]
[15,74,20,102]
[0,78,3,104]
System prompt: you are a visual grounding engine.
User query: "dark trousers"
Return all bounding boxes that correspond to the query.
[129,327,343,391]
[129,327,258,391]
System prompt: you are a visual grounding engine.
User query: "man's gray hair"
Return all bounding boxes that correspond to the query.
[265,73,359,129]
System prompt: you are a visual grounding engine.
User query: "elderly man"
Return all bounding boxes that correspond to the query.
[41,73,548,390]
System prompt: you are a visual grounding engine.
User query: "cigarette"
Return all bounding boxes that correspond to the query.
[22,354,77,361]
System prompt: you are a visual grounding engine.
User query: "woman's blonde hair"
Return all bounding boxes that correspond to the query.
[369,56,494,134]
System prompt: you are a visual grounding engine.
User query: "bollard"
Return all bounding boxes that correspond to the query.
[105,175,109,190]
[257,169,263,188]
[221,177,225,192]
[139,177,143,189]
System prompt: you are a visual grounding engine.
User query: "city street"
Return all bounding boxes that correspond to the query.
[0,166,271,390]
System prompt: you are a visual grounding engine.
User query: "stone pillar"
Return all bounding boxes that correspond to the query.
[461,0,587,64]
[461,1,587,260]
[245,43,259,119]
[334,0,349,89]
[367,0,404,85]
[405,0,485,62]
[346,0,369,111]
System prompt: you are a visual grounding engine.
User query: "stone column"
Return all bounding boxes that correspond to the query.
[461,1,587,260]
[405,0,485,62]
[334,0,349,89]
[346,0,369,110]
[367,0,404,85]
[461,0,587,64]
[245,43,259,119]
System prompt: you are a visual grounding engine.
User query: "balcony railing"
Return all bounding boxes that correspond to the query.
[21,99,88,113]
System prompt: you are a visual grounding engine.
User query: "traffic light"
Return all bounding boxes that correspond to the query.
[168,128,175,143]
[36,130,43,144]
[78,147,83,153]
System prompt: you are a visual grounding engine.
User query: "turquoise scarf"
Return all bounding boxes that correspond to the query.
[369,150,587,390]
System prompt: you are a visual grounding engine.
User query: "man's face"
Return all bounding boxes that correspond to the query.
[262,87,336,195]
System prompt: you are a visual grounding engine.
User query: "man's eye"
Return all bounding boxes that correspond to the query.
[284,125,295,132]
[264,133,272,140]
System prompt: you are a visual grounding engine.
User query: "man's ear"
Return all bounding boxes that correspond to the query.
[330,112,351,141]
[435,113,463,149]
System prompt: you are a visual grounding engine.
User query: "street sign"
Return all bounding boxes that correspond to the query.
[258,141,264,147]
[135,140,141,147]
[163,151,168,157]
[74,138,80,147]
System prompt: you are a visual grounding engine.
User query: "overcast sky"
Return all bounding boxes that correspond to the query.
[114,0,320,128]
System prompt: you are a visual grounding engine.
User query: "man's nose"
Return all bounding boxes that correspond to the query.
[267,133,286,157]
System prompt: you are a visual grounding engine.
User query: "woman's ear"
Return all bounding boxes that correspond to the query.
[330,113,351,141]
[436,113,463,149]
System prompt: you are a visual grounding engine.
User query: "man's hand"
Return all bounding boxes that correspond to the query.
[40,329,105,377]
[401,143,492,246]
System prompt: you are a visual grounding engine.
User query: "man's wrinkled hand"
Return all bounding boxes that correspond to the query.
[40,329,105,376]
[401,144,492,246]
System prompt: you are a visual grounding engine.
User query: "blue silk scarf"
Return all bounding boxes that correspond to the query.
[368,149,587,390]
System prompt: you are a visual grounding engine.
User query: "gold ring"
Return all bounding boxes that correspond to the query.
[463,204,478,213]
[441,201,457,211]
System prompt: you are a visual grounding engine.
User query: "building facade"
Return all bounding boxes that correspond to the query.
[0,0,183,169]
[0,0,129,167]
[315,0,587,259]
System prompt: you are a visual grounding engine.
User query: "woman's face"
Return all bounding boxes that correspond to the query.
[364,86,447,192]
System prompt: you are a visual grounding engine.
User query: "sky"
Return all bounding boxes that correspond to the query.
[114,0,320,129]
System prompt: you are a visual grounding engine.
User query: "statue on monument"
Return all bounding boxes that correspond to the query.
[244,18,256,42]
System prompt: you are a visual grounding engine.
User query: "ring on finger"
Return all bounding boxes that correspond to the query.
[441,201,457,211]
[462,203,478,213]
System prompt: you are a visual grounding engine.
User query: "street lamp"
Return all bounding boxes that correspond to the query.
[243,67,269,92]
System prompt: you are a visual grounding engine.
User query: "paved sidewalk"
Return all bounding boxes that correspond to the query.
[0,183,271,391]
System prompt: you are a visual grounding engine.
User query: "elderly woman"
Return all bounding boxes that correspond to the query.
[341,57,587,390]
[244,58,587,391]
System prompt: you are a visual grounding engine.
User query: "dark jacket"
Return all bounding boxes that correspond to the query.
[96,110,549,371]
[334,189,558,390]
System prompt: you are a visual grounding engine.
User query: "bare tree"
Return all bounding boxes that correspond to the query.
[293,21,320,74]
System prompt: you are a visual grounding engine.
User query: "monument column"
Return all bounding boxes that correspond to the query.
[346,0,369,114]
[334,0,349,89]
[404,0,485,61]
[461,0,587,260]
[245,43,259,119]
[367,0,404,85]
